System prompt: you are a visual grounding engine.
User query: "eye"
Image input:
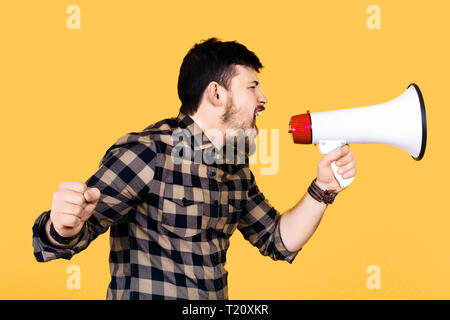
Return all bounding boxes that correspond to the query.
[249,86,256,89]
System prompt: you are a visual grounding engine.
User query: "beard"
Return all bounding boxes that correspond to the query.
[221,96,255,130]
[221,97,257,160]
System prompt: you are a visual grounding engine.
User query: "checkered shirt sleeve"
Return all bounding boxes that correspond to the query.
[32,139,158,262]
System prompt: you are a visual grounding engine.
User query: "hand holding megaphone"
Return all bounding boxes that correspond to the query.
[289,83,427,190]
[316,143,356,192]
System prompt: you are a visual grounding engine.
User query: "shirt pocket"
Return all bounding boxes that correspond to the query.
[159,190,207,238]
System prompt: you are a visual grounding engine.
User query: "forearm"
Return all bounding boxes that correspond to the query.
[280,184,329,252]
[279,144,355,253]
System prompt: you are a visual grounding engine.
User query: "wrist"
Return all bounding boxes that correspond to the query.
[44,214,84,248]
[308,178,339,204]
[315,178,341,193]
[49,221,83,245]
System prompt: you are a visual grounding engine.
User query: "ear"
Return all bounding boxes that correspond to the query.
[205,81,227,107]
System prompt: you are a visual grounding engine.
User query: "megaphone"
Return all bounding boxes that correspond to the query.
[288,83,427,189]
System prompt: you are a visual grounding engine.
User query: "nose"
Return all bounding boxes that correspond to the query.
[259,90,267,105]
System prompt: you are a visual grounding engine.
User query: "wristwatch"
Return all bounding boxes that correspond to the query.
[48,217,84,245]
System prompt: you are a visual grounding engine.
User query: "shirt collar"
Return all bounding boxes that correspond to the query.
[175,112,248,165]
[176,112,213,151]
[177,112,248,164]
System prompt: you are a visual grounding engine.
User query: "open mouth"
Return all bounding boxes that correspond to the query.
[254,105,265,117]
[253,106,265,134]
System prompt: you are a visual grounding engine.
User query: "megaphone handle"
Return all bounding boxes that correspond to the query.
[331,160,355,189]
[318,140,355,189]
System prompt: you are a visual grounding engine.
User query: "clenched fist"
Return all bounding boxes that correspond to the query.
[49,181,100,238]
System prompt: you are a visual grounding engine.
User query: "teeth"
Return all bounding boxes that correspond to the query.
[256,112,262,116]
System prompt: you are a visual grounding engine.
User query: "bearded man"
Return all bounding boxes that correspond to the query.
[32,37,357,300]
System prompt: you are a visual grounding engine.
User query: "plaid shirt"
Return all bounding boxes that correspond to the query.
[32,112,300,300]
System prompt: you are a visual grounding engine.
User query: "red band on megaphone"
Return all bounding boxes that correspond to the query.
[289,112,312,144]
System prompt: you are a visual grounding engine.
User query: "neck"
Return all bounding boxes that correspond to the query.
[190,106,226,150]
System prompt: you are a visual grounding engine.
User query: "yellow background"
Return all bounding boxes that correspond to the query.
[0,0,447,299]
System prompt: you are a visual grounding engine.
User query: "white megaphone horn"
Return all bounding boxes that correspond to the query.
[288,83,427,189]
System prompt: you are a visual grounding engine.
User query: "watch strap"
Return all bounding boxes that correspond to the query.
[49,221,82,245]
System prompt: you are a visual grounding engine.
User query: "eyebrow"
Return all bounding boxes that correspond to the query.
[249,80,259,86]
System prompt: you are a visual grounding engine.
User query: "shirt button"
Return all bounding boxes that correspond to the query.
[214,200,219,206]
[210,170,216,177]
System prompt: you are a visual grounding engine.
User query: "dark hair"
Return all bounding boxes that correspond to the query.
[177,37,263,115]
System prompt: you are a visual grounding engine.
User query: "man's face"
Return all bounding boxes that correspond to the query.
[220,65,267,141]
